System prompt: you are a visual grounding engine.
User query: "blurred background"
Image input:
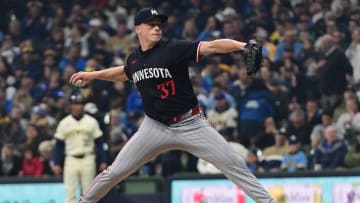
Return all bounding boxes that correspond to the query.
[0,0,360,202]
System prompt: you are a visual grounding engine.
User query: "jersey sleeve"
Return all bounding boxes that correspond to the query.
[91,118,103,139]
[124,55,134,82]
[169,40,201,63]
[124,66,132,82]
[54,120,65,140]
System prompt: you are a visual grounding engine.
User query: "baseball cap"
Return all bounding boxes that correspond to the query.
[215,92,226,100]
[278,127,287,136]
[288,134,301,144]
[134,8,168,26]
[69,92,86,104]
[89,18,102,27]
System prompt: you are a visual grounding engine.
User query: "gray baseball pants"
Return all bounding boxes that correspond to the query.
[78,114,275,203]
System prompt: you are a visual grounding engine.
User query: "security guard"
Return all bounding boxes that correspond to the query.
[53,92,107,203]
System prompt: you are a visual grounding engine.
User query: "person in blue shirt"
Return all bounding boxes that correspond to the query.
[281,134,308,172]
[246,147,263,173]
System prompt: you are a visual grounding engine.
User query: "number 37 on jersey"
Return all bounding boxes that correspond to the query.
[157,79,176,99]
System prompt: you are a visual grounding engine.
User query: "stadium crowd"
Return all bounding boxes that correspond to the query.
[1,0,360,179]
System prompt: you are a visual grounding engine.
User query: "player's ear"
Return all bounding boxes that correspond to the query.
[135,25,141,34]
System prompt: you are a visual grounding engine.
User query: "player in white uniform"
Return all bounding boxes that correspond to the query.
[53,92,107,203]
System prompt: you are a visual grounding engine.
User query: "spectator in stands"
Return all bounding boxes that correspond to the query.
[38,140,55,176]
[246,147,263,173]
[107,19,133,57]
[229,66,250,105]
[90,39,114,68]
[109,125,127,162]
[46,27,65,57]
[311,109,336,149]
[0,144,22,176]
[274,29,303,62]
[182,14,199,40]
[22,1,47,41]
[287,109,312,146]
[314,125,348,171]
[58,45,86,71]
[19,147,43,177]
[277,56,309,104]
[16,46,43,81]
[164,12,183,40]
[332,30,348,52]
[261,127,289,172]
[206,82,236,111]
[126,88,143,114]
[2,119,24,146]
[255,27,276,61]
[19,124,48,156]
[344,130,360,169]
[335,98,360,142]
[253,117,277,150]
[13,87,33,117]
[207,92,237,133]
[333,88,358,120]
[345,27,360,87]
[8,19,24,45]
[64,24,88,57]
[197,16,220,41]
[305,98,322,130]
[316,34,353,110]
[0,35,20,65]
[281,134,308,172]
[84,18,110,56]
[238,78,276,147]
[267,79,291,123]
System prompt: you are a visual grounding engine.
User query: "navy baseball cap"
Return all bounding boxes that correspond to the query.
[69,92,86,104]
[215,92,226,100]
[288,134,301,144]
[134,8,168,26]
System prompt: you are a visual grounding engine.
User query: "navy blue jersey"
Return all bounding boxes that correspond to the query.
[124,39,201,123]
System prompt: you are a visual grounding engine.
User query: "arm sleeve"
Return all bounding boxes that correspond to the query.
[95,137,107,164]
[124,66,132,82]
[344,150,360,167]
[297,152,308,168]
[329,145,348,168]
[34,159,44,177]
[314,149,320,164]
[53,139,65,165]
[124,53,136,82]
[281,154,288,168]
[92,119,103,139]
[54,120,65,140]
[342,52,353,76]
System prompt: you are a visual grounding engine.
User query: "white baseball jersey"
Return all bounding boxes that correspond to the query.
[207,107,238,130]
[55,114,102,156]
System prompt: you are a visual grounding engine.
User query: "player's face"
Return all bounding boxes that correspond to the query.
[70,103,84,116]
[137,18,163,43]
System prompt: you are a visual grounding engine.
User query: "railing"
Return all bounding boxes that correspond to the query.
[0,170,360,203]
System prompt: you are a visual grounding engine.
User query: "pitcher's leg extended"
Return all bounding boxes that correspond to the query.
[78,117,173,203]
[179,119,275,203]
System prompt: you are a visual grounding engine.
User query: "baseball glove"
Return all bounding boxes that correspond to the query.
[243,39,263,75]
